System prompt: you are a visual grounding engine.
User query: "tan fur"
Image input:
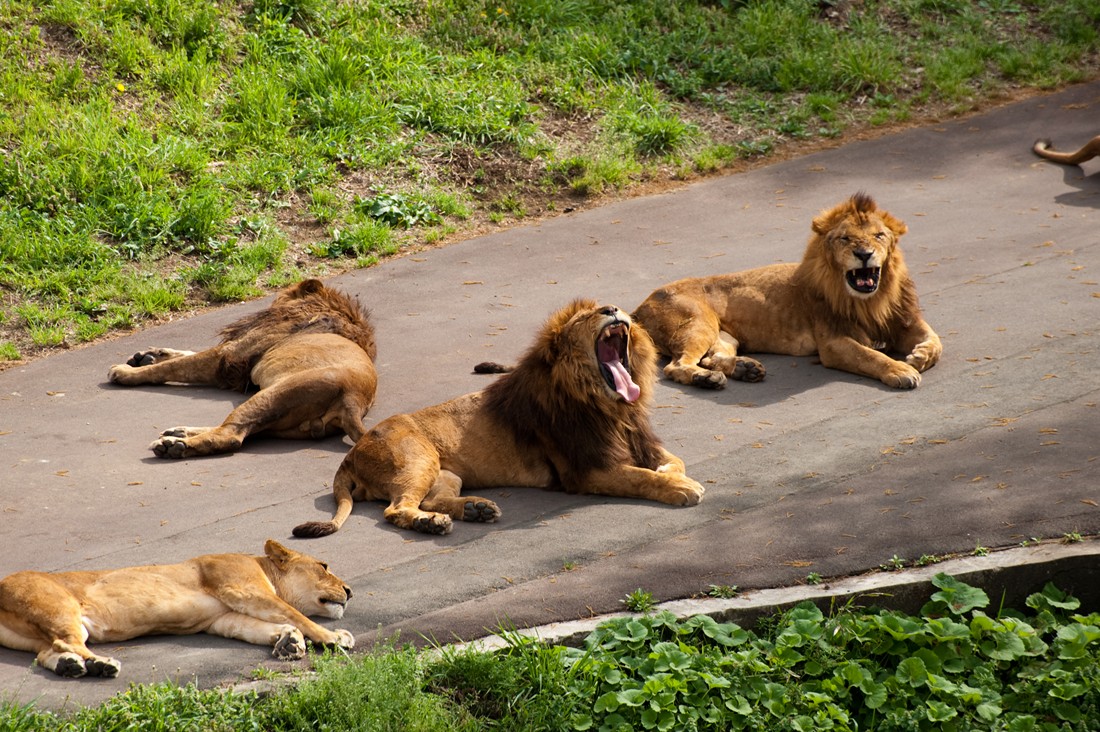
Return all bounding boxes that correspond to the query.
[1033,135,1100,165]
[633,193,942,390]
[108,279,377,458]
[0,541,354,678]
[293,299,704,537]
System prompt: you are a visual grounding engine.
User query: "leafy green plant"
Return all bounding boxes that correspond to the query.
[707,584,740,599]
[356,192,442,229]
[622,588,656,614]
[881,554,906,571]
[805,572,823,585]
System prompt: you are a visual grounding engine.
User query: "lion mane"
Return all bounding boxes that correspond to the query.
[293,299,704,537]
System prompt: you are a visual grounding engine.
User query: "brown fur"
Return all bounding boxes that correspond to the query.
[293,299,704,537]
[0,540,353,678]
[633,193,941,390]
[107,279,378,458]
[1033,135,1100,165]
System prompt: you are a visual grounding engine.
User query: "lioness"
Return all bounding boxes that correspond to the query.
[633,192,941,390]
[292,299,704,537]
[1032,135,1100,165]
[108,278,377,458]
[0,540,354,678]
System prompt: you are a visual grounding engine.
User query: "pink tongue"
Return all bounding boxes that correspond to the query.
[604,359,641,402]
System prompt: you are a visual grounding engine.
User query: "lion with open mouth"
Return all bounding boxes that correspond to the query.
[633,192,942,390]
[292,299,704,537]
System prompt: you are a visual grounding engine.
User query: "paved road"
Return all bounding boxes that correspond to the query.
[2,81,1098,710]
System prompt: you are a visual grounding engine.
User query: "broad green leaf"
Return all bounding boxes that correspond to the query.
[896,656,928,687]
[925,699,958,722]
[1053,701,1083,723]
[976,701,1002,721]
[931,573,989,615]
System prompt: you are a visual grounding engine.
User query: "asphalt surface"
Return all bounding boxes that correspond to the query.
[2,81,1098,711]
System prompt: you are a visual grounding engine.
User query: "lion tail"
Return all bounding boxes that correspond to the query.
[292,463,356,538]
[473,361,513,374]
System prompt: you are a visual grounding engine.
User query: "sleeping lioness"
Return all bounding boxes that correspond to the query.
[0,540,354,678]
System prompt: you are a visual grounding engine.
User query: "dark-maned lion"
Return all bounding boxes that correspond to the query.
[108,279,377,458]
[292,299,704,537]
[0,540,353,678]
[1033,135,1100,165]
[633,193,941,390]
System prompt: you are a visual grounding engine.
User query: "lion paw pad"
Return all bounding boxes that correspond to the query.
[691,371,727,390]
[413,514,453,535]
[732,359,766,383]
[151,436,188,459]
[85,657,121,678]
[55,656,86,678]
[462,500,501,523]
[273,631,305,660]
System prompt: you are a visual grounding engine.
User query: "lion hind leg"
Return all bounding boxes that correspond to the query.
[382,471,455,535]
[660,320,736,389]
[419,470,502,524]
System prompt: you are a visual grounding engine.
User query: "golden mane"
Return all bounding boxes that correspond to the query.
[795,193,919,340]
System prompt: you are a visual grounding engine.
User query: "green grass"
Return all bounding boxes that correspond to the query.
[0,0,1098,360]
[2,576,1097,730]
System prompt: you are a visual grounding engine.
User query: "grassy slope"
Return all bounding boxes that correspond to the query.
[0,0,1098,365]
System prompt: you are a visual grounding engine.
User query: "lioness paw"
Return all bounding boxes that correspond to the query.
[332,629,355,650]
[663,477,705,506]
[273,628,306,660]
[462,499,502,523]
[53,654,87,678]
[85,656,121,678]
[731,357,766,383]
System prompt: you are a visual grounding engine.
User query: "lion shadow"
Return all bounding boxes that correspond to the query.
[1050,161,1100,209]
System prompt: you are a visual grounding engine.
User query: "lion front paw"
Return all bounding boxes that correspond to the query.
[462,499,502,523]
[150,435,190,459]
[881,363,921,389]
[663,477,705,506]
[690,370,727,389]
[53,654,87,678]
[331,629,355,650]
[906,339,942,373]
[273,628,306,660]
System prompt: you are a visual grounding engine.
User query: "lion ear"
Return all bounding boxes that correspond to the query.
[538,298,599,360]
[264,539,296,568]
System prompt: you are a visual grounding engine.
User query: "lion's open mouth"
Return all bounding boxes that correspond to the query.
[597,322,641,403]
[846,267,881,295]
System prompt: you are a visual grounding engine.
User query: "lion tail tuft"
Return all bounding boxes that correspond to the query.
[473,361,513,374]
[292,521,337,538]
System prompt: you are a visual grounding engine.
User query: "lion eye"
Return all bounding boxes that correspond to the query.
[874,232,886,240]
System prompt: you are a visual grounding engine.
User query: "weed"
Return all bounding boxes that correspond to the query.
[880,554,906,571]
[805,572,823,585]
[1062,531,1082,544]
[707,583,740,599]
[0,342,21,360]
[622,588,655,614]
[915,553,940,566]
[357,192,442,229]
[974,544,991,556]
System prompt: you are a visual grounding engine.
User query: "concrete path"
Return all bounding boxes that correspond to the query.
[1,81,1098,710]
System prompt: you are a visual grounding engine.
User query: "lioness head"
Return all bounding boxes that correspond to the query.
[263,539,352,620]
[537,299,657,407]
[808,192,908,300]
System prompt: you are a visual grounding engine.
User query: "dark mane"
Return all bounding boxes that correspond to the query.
[481,302,666,486]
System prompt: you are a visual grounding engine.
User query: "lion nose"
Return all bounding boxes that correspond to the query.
[854,249,873,265]
[599,305,619,316]
[344,586,353,600]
